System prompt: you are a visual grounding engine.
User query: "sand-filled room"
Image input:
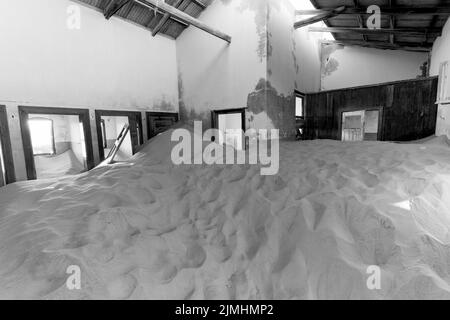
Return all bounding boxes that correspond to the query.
[2,0,450,307]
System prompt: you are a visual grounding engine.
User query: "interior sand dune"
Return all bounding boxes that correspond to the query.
[34,149,86,179]
[1,129,450,300]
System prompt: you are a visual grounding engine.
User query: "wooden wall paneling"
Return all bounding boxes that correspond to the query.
[304,77,439,142]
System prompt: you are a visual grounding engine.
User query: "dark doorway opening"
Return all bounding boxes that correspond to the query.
[0,105,15,186]
[146,112,179,140]
[211,108,246,150]
[95,110,143,162]
[19,106,94,180]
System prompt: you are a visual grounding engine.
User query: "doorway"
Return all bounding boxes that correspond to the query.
[0,105,15,186]
[19,106,94,180]
[95,110,143,162]
[341,109,381,142]
[211,108,246,150]
[146,112,179,140]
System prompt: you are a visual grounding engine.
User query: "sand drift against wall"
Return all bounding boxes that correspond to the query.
[1,129,450,299]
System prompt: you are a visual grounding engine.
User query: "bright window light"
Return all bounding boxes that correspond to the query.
[296,96,304,117]
[29,118,55,155]
[79,122,86,159]
[291,0,335,41]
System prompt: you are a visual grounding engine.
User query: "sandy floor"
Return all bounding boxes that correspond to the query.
[1,129,450,300]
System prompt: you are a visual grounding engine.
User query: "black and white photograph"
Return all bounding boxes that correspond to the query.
[1,0,450,305]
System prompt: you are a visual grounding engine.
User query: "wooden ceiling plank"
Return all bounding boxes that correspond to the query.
[190,0,206,9]
[104,0,132,19]
[296,7,450,16]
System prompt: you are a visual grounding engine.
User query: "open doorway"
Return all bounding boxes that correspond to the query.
[295,91,305,140]
[341,109,381,142]
[0,105,15,186]
[211,108,246,150]
[95,110,143,162]
[19,106,94,180]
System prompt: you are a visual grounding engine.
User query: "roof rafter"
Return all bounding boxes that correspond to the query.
[152,0,186,37]
[294,6,346,29]
[296,7,450,17]
[322,40,432,52]
[134,0,231,42]
[309,26,441,38]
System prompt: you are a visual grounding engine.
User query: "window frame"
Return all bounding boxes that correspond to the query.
[95,110,143,162]
[146,112,179,140]
[18,106,94,181]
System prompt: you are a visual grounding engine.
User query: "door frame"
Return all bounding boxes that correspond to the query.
[19,106,95,180]
[211,108,246,132]
[94,110,143,162]
[146,112,179,140]
[0,105,15,184]
[338,106,384,141]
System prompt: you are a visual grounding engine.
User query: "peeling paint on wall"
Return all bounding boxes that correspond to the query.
[177,0,297,138]
[235,0,269,61]
[247,79,296,138]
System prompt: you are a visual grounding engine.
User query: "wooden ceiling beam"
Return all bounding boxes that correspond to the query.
[152,0,185,36]
[322,40,432,52]
[309,27,441,37]
[389,0,395,44]
[352,0,367,42]
[296,7,450,16]
[133,0,231,42]
[294,6,346,29]
[104,0,132,20]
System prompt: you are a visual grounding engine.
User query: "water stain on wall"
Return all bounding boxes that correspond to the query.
[321,43,344,77]
[153,98,176,112]
[178,72,211,127]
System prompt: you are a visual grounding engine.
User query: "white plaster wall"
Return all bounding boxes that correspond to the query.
[176,0,267,120]
[267,0,297,97]
[265,0,325,95]
[290,0,327,93]
[321,45,429,91]
[176,0,323,136]
[0,0,179,181]
[430,17,450,138]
